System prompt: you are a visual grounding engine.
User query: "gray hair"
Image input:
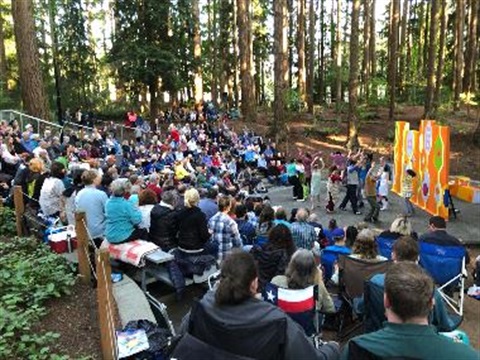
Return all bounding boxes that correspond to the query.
[149,173,159,183]
[286,249,319,289]
[161,190,177,206]
[390,217,412,236]
[307,213,319,223]
[296,208,309,222]
[110,179,130,197]
[130,185,141,195]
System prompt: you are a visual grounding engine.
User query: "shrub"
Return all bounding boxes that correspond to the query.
[0,206,17,237]
[0,237,76,359]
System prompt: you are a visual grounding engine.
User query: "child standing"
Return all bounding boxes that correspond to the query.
[378,164,391,211]
[364,162,380,222]
[310,156,325,210]
[402,168,417,216]
[326,166,342,213]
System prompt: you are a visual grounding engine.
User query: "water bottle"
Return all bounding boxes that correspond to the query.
[66,233,72,253]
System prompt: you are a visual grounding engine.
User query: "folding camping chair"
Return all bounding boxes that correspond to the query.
[335,255,390,338]
[263,282,321,341]
[419,241,467,316]
[375,235,396,260]
[363,276,463,334]
[320,247,352,284]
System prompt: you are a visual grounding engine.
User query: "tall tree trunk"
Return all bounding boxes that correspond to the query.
[219,0,232,107]
[417,2,425,75]
[273,0,288,142]
[398,0,409,98]
[237,0,256,122]
[388,0,400,121]
[318,0,325,104]
[433,0,447,112]
[330,0,335,102]
[424,0,439,119]
[0,9,8,94]
[335,0,342,108]
[192,0,203,105]
[149,78,159,121]
[211,0,219,105]
[362,0,370,102]
[463,0,479,94]
[288,0,294,89]
[406,0,413,93]
[369,0,376,98]
[347,0,360,149]
[423,1,430,75]
[297,0,306,107]
[453,0,465,110]
[12,0,50,120]
[232,0,239,107]
[306,0,315,113]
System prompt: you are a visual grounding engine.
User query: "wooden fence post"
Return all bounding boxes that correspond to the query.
[13,186,24,237]
[75,212,91,284]
[97,249,117,360]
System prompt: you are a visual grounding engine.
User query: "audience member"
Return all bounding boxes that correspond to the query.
[105,179,146,243]
[272,249,335,313]
[251,224,296,292]
[137,188,157,231]
[75,169,108,246]
[177,188,211,253]
[180,251,340,359]
[342,262,478,359]
[209,196,243,260]
[290,208,317,250]
[198,187,218,221]
[149,190,178,251]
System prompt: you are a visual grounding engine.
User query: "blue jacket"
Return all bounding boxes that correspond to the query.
[105,196,142,243]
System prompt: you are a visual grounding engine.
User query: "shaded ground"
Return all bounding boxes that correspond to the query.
[33,280,102,359]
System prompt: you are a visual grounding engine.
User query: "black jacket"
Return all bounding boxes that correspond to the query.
[149,204,178,251]
[177,206,210,251]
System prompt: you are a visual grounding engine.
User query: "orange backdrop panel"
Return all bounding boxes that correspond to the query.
[393,120,450,219]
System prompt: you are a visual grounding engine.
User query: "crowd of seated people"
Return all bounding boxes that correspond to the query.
[1,112,478,359]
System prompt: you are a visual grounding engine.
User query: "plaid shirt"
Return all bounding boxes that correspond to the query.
[290,221,317,250]
[208,212,243,261]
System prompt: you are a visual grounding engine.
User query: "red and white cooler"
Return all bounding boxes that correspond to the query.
[48,226,78,254]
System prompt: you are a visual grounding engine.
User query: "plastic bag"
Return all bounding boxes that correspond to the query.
[122,319,173,360]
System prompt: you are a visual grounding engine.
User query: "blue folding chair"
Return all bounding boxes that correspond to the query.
[320,246,352,283]
[419,241,467,316]
[375,235,396,260]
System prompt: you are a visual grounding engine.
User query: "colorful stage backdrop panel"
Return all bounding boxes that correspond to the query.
[392,120,450,219]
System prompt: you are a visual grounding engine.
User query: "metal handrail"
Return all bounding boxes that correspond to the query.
[0,109,149,142]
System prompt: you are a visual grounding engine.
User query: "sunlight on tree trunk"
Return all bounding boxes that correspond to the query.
[297,0,306,108]
[193,0,203,105]
[273,0,288,143]
[453,0,465,111]
[424,0,439,119]
[347,0,360,149]
[388,0,400,121]
[12,0,50,120]
[237,0,256,122]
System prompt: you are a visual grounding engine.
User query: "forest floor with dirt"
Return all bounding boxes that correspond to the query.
[229,105,480,180]
[31,281,103,359]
